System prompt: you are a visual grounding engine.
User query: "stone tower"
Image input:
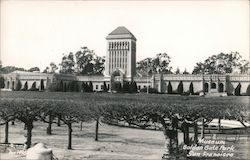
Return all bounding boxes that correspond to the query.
[104,26,136,81]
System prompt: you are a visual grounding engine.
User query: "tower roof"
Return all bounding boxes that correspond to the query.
[106,26,136,40]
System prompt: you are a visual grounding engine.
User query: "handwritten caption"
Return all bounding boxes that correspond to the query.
[183,138,235,158]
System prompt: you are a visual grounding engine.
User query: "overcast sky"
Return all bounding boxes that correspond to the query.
[1,0,249,72]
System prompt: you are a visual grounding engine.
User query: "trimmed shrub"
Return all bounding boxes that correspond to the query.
[103,82,108,92]
[22,81,28,91]
[177,81,184,94]
[189,82,194,95]
[30,82,39,91]
[234,83,241,96]
[140,87,158,93]
[122,81,130,93]
[0,77,5,88]
[88,81,93,92]
[40,79,45,91]
[167,82,172,94]
[129,81,138,93]
[246,85,250,96]
[15,80,22,91]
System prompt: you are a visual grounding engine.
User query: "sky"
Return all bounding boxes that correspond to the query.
[1,0,249,73]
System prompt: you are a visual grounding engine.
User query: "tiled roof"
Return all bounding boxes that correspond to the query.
[106,26,136,40]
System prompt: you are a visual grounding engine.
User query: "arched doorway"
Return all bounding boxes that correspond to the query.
[211,83,216,89]
[12,81,15,89]
[204,83,209,92]
[219,83,224,92]
[110,69,124,92]
[7,81,10,89]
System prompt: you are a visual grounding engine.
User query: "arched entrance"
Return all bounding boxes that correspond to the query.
[7,81,10,89]
[211,83,216,89]
[110,69,124,92]
[219,83,224,92]
[12,81,15,89]
[204,83,209,92]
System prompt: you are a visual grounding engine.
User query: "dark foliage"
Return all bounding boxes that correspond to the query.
[177,81,184,94]
[235,83,241,96]
[167,82,172,94]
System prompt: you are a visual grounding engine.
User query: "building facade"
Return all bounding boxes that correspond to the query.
[1,26,250,95]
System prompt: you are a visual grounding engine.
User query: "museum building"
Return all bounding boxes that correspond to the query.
[2,27,250,95]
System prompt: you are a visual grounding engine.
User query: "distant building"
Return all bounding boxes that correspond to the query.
[1,26,250,95]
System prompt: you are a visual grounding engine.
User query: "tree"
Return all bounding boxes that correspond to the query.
[43,62,58,73]
[88,81,93,92]
[42,67,50,73]
[52,100,92,149]
[183,68,189,74]
[59,52,75,74]
[0,99,47,149]
[129,81,138,93]
[40,79,45,91]
[235,83,241,96]
[28,67,40,72]
[22,81,28,91]
[192,52,249,74]
[177,81,183,94]
[103,82,108,92]
[30,82,38,91]
[175,67,180,74]
[246,85,250,96]
[189,82,194,95]
[15,80,22,91]
[122,81,130,93]
[75,47,105,75]
[0,66,26,74]
[137,53,172,74]
[0,77,5,88]
[48,81,62,92]
[167,82,172,94]
[49,62,58,73]
[82,82,88,92]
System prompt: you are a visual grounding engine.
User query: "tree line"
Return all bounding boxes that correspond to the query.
[0,49,248,75]
[0,92,248,158]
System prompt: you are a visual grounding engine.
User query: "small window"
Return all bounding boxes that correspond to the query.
[96,85,98,90]
[138,86,141,90]
[101,85,103,89]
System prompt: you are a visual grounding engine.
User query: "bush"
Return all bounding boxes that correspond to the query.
[29,82,39,91]
[111,82,122,93]
[40,79,45,91]
[234,83,241,96]
[15,80,22,91]
[49,81,63,92]
[103,82,108,92]
[129,81,138,93]
[189,82,194,95]
[0,76,5,88]
[177,81,184,94]
[246,85,250,96]
[122,81,130,93]
[140,87,158,93]
[88,81,93,92]
[167,82,172,94]
[22,81,28,91]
